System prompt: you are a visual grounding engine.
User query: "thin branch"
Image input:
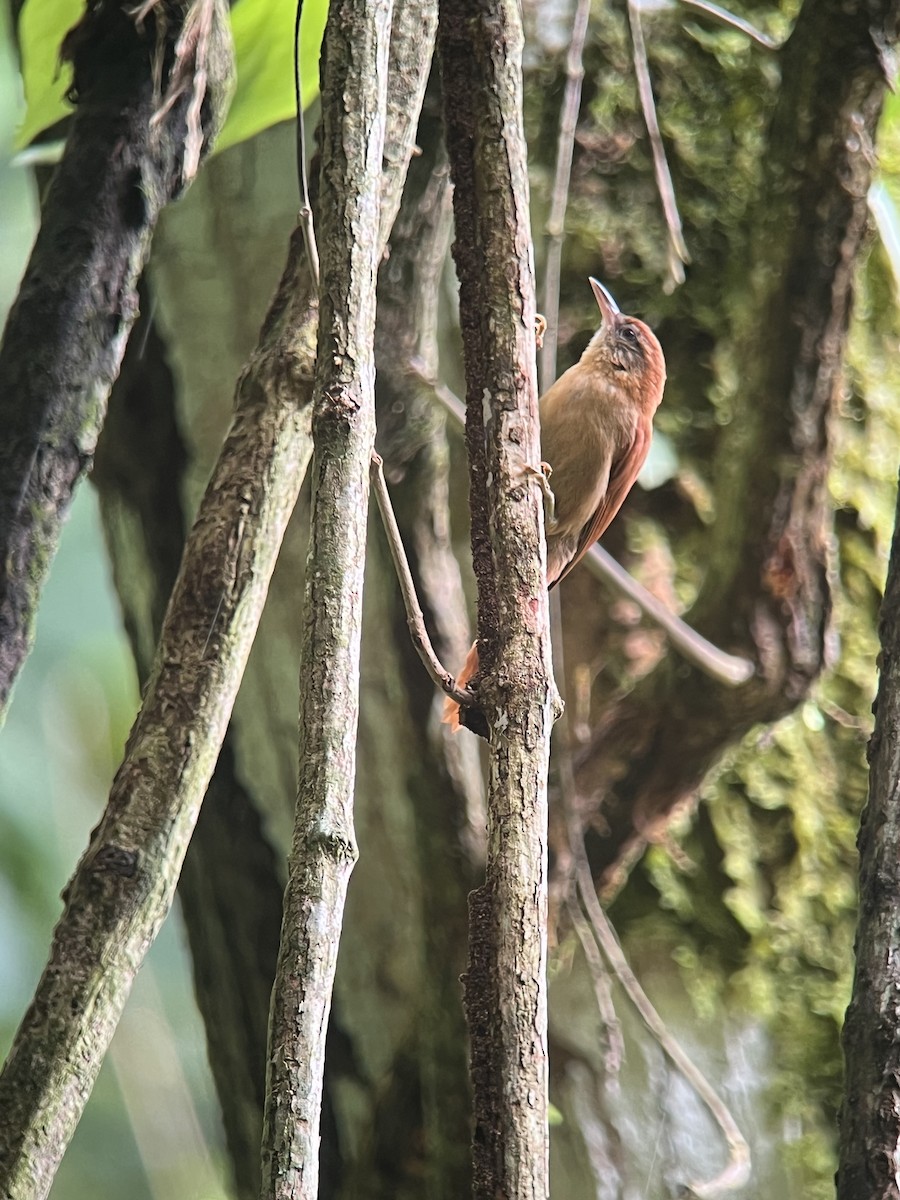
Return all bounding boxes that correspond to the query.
[627,0,689,291]
[260,0,431,1194]
[676,0,780,49]
[294,0,319,280]
[415,362,755,687]
[540,0,592,393]
[550,586,624,1075]
[566,890,624,1078]
[570,837,751,1197]
[0,239,318,1200]
[371,451,474,706]
[584,545,754,684]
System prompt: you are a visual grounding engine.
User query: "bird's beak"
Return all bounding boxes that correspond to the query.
[589,277,620,329]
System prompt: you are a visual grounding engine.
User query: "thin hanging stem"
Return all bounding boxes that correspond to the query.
[541,0,592,392]
[294,0,319,282]
[678,0,780,49]
[627,0,689,290]
[567,813,751,1197]
[370,452,473,706]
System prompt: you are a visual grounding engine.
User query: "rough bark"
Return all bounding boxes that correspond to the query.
[567,0,898,889]
[92,299,284,1200]
[0,230,316,1196]
[259,0,396,1194]
[837,475,900,1200]
[439,2,554,1197]
[0,0,233,724]
[0,56,328,1185]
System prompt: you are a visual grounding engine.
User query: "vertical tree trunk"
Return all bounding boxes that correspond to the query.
[838,477,900,1200]
[440,2,555,1196]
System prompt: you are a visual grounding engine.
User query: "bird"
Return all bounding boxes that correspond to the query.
[443,277,666,732]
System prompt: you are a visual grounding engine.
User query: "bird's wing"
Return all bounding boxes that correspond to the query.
[553,417,652,587]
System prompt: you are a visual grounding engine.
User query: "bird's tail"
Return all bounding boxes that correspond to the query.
[442,641,479,732]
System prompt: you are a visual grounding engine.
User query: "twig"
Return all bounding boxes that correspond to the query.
[584,545,754,685]
[414,364,755,688]
[566,893,624,1077]
[541,0,592,393]
[570,835,751,1197]
[371,451,474,707]
[627,0,689,291]
[294,0,320,281]
[677,0,780,49]
[410,355,466,422]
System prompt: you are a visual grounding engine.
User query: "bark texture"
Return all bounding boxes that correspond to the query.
[0,247,316,1198]
[0,0,233,723]
[140,65,474,1200]
[439,1,554,1196]
[837,475,900,1200]
[92,297,284,1200]
[259,0,399,1194]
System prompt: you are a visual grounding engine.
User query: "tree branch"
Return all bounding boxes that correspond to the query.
[439,1,556,1196]
[259,0,429,1194]
[414,362,755,687]
[92,288,283,1200]
[0,222,316,1198]
[0,0,233,724]
[371,451,473,706]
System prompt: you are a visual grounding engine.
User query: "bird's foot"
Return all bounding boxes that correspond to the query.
[523,460,557,529]
[535,313,547,349]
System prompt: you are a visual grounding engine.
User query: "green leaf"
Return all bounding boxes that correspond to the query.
[15,0,328,154]
[16,0,79,150]
[218,0,327,154]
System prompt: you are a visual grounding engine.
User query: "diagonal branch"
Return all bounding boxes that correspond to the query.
[568,821,750,1195]
[0,0,233,725]
[0,224,317,1199]
[414,362,754,687]
[371,451,473,706]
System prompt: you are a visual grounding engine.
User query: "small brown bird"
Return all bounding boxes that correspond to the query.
[444,278,666,731]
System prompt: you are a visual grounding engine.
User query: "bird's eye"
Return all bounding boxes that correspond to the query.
[619,325,639,344]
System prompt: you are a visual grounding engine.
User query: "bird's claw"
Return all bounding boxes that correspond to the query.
[535,313,547,349]
[523,460,557,529]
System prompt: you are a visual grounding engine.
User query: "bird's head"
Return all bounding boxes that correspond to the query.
[584,277,666,411]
